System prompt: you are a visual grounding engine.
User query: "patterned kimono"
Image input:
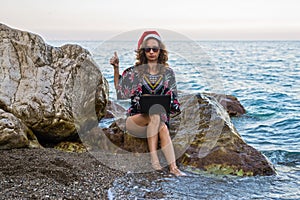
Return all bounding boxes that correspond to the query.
[116,65,180,126]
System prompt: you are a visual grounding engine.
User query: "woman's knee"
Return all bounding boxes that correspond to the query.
[126,115,148,138]
[149,114,161,125]
[159,123,170,137]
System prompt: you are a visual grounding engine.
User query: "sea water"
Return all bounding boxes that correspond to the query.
[49,40,300,199]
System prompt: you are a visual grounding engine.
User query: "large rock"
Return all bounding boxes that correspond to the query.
[174,94,275,176]
[205,93,246,116]
[98,94,275,176]
[0,23,108,143]
[0,109,40,149]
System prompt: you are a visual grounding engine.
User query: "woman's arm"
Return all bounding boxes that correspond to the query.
[110,52,137,100]
[113,67,120,89]
[110,51,120,89]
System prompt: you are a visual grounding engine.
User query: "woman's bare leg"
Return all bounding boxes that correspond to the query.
[147,114,162,170]
[125,114,161,169]
[126,114,149,128]
[125,114,149,138]
[159,124,186,176]
[126,114,183,173]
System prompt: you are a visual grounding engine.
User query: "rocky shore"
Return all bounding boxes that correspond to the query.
[0,148,124,199]
[0,23,276,199]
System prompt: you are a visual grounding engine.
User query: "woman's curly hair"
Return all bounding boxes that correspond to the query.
[135,38,169,78]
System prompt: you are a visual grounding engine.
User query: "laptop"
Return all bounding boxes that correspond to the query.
[139,95,171,114]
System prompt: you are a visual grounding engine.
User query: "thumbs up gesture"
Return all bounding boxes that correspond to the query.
[110,51,119,68]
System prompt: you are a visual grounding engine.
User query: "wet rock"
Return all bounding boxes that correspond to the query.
[123,133,149,153]
[104,121,126,148]
[0,23,108,143]
[104,100,126,119]
[175,94,275,176]
[0,109,41,149]
[54,141,87,153]
[205,93,246,116]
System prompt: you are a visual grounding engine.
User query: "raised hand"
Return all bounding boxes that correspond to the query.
[110,51,119,67]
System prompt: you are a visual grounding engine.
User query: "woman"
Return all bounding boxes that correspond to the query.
[110,31,185,176]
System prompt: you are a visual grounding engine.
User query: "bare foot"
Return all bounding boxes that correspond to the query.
[170,166,187,176]
[151,161,163,171]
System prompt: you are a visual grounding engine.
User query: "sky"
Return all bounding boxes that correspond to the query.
[1,0,300,40]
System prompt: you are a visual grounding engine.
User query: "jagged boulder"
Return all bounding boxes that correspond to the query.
[0,23,108,144]
[205,93,246,116]
[0,109,40,149]
[174,94,275,176]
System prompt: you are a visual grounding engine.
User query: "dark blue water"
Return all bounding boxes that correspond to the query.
[49,40,300,199]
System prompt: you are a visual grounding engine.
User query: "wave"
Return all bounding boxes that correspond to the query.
[262,150,300,166]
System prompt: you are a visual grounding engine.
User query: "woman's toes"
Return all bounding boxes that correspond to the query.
[152,161,163,171]
[170,167,187,176]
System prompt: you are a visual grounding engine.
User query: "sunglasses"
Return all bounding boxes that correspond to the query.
[144,47,160,53]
